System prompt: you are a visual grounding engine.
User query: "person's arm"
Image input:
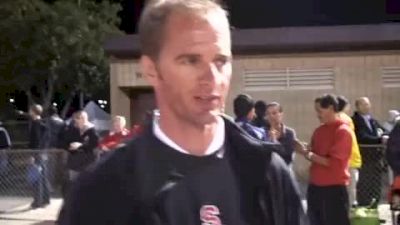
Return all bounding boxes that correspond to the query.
[310,127,352,167]
[278,128,296,164]
[78,128,99,152]
[98,134,113,150]
[386,122,400,174]
[266,152,309,225]
[294,128,351,167]
[0,128,11,148]
[58,152,131,225]
[294,140,329,166]
[353,116,381,144]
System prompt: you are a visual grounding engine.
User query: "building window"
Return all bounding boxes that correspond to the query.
[243,68,335,91]
[381,67,400,88]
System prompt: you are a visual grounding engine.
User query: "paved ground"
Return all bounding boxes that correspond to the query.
[0,197,396,225]
[0,198,61,225]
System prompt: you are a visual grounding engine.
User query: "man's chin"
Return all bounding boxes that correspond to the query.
[193,111,220,126]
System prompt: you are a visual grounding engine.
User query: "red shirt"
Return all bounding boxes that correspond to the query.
[99,128,132,151]
[310,119,352,186]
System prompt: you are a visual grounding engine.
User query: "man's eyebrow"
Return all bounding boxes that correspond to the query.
[174,54,201,61]
[215,54,232,61]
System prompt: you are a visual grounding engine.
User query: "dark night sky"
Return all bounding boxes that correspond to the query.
[119,0,400,34]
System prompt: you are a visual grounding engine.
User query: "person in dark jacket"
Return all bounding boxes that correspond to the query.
[352,97,386,145]
[63,111,98,181]
[386,120,400,175]
[234,94,267,141]
[28,105,46,150]
[58,1,307,224]
[265,102,296,165]
[43,106,65,149]
[0,122,11,149]
[352,97,387,206]
[252,100,269,129]
[0,122,11,176]
[27,104,50,208]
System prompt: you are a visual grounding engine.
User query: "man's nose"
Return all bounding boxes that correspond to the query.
[200,63,220,84]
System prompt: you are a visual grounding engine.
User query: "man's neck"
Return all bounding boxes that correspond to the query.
[158,114,217,156]
[358,111,368,116]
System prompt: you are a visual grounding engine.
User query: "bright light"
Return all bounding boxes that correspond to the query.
[100,105,105,109]
[9,98,15,103]
[103,100,108,105]
[98,100,103,104]
[52,102,58,107]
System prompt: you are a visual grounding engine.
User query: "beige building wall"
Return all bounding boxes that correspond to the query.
[109,57,143,126]
[226,51,400,141]
[109,51,400,141]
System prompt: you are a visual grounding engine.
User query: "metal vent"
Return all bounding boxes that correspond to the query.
[382,67,400,88]
[244,68,335,91]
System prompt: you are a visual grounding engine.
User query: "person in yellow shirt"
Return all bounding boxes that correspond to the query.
[337,96,362,207]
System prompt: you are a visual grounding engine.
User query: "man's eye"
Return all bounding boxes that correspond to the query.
[214,57,229,67]
[183,56,199,65]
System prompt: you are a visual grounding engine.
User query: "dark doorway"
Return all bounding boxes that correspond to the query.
[129,88,156,127]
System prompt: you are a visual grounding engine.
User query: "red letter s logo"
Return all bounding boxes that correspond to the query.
[200,205,222,225]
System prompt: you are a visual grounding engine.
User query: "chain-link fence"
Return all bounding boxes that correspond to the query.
[357,144,391,206]
[0,145,394,213]
[0,149,67,212]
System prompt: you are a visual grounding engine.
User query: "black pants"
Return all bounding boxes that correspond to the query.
[307,184,350,225]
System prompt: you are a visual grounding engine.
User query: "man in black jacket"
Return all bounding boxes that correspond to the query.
[58,1,307,224]
[63,111,98,181]
[352,97,387,206]
[28,104,50,208]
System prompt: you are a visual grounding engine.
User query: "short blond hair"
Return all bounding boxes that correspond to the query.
[138,0,228,60]
[113,115,126,127]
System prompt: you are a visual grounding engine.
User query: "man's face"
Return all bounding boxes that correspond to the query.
[266,105,283,125]
[315,103,334,124]
[74,115,86,129]
[142,10,232,126]
[247,107,256,121]
[358,98,371,114]
[112,119,125,132]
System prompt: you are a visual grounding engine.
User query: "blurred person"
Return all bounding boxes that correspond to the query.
[265,102,296,165]
[382,109,400,133]
[252,100,269,129]
[42,106,66,195]
[234,94,267,141]
[352,97,387,205]
[27,104,50,208]
[337,96,362,207]
[43,106,65,149]
[63,111,98,182]
[352,97,387,144]
[98,115,131,156]
[0,121,11,149]
[297,94,352,225]
[386,120,400,176]
[0,121,11,176]
[58,1,307,224]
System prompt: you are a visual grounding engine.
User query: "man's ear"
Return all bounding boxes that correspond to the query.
[140,55,159,87]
